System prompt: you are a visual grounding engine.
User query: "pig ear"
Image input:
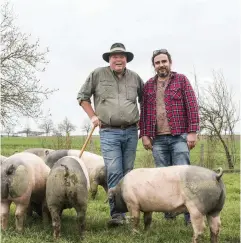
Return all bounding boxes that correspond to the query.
[6,164,15,175]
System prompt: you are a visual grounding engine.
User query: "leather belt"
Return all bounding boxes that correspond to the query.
[101,123,137,129]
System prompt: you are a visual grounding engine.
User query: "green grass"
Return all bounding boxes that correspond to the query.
[1,135,240,169]
[0,136,240,242]
[1,174,240,243]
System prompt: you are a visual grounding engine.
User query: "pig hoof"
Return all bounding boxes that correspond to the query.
[53,232,61,240]
[54,235,60,241]
[125,216,131,224]
[79,233,85,240]
[1,223,8,231]
[132,229,140,235]
[16,227,24,233]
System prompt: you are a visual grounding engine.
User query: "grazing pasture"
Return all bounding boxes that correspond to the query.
[1,136,240,243]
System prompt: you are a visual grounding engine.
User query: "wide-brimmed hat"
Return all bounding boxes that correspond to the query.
[102,43,134,63]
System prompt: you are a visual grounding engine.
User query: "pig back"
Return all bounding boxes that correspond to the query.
[46,156,89,207]
[1,152,50,201]
[121,167,191,212]
[45,150,69,168]
[24,148,55,160]
[78,151,105,176]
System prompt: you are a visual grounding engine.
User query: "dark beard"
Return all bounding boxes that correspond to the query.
[158,70,169,78]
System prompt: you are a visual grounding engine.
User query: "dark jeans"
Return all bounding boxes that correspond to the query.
[152,134,190,167]
[152,134,190,222]
[100,126,138,216]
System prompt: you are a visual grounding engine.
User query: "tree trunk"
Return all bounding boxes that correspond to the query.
[218,135,234,169]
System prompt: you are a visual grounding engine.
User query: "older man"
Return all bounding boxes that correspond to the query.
[77,43,144,227]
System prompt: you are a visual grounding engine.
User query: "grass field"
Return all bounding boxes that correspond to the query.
[1,136,240,242]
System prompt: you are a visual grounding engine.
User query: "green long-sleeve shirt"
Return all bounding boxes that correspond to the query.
[77,66,144,126]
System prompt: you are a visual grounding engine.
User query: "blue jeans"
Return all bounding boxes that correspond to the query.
[152,134,190,167]
[152,134,190,222]
[99,126,138,216]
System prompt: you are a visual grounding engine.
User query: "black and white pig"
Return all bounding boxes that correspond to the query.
[46,156,90,239]
[45,149,107,199]
[24,148,55,160]
[109,165,226,243]
[0,152,50,232]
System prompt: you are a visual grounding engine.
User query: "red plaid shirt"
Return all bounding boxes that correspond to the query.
[139,72,199,138]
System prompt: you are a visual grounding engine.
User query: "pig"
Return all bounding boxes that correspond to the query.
[24,148,55,160]
[46,156,90,239]
[45,149,107,199]
[109,165,226,243]
[0,152,50,232]
[0,155,7,165]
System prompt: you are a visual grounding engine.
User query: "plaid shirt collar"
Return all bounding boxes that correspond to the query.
[150,71,176,85]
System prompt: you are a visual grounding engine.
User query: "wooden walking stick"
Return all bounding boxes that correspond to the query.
[79,126,96,158]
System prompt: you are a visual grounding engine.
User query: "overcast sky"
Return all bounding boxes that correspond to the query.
[7,0,240,134]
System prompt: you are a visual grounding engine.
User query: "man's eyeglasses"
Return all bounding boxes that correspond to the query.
[153,49,168,55]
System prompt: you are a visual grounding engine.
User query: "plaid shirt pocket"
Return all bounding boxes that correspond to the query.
[170,88,182,100]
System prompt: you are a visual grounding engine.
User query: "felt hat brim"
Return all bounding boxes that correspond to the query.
[102,51,134,63]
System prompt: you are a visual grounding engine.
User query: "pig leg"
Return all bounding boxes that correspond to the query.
[1,201,11,230]
[42,200,51,225]
[206,213,221,243]
[127,204,140,233]
[49,206,61,239]
[75,205,87,238]
[15,203,28,232]
[186,202,206,243]
[102,184,109,203]
[189,209,206,243]
[144,212,152,231]
[26,204,33,217]
[90,180,98,199]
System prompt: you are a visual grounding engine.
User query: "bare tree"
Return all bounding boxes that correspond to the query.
[82,119,92,136]
[58,117,76,136]
[38,118,54,136]
[194,70,239,169]
[52,127,62,136]
[4,123,14,137]
[20,123,31,137]
[0,2,57,126]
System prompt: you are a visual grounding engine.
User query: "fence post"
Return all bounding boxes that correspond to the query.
[200,144,204,167]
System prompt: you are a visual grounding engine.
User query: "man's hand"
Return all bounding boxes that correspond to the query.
[91,115,101,127]
[142,136,153,150]
[187,132,197,150]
